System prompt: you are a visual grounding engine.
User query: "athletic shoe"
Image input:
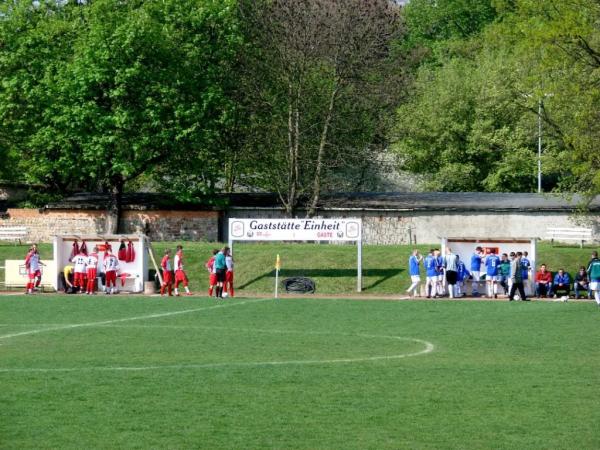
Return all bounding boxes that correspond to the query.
[185,292,193,296]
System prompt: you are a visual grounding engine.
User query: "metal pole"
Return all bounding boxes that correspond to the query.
[538,99,542,193]
[357,237,362,292]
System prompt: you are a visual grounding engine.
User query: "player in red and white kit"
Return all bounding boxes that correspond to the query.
[103,249,120,294]
[72,250,88,294]
[24,244,42,294]
[173,245,191,296]
[86,246,99,295]
[224,248,234,297]
[205,249,218,297]
[160,249,174,297]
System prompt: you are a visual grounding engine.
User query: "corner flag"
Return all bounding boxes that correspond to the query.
[275,254,281,298]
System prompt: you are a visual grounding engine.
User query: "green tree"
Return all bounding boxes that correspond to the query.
[237,0,406,216]
[0,0,240,228]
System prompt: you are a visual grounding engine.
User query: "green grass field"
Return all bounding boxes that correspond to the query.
[0,241,596,295]
[1,295,600,449]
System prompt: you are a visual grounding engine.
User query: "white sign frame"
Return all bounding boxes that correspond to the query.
[228,218,363,292]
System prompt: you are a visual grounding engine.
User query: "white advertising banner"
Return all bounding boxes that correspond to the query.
[229,218,362,242]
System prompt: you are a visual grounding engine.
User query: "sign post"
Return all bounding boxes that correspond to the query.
[228,218,363,292]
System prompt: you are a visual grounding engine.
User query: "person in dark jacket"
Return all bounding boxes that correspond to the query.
[509,252,528,301]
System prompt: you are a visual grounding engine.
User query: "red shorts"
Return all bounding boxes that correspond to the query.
[105,270,117,286]
[175,270,188,282]
[74,272,86,287]
[209,273,217,285]
[162,270,173,284]
[87,268,97,280]
[28,269,41,280]
[225,271,234,283]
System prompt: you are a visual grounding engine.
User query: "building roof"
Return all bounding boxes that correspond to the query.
[44,192,220,211]
[44,191,600,213]
[229,192,600,212]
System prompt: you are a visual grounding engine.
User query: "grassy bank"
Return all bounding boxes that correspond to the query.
[0,241,596,295]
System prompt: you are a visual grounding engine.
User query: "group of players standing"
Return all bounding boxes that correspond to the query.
[159,246,234,298]
[406,246,535,300]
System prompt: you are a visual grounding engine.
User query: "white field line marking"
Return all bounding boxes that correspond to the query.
[0,298,272,341]
[0,331,434,373]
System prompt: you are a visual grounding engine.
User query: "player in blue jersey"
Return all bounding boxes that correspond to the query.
[456,258,470,298]
[406,249,423,297]
[434,249,445,296]
[484,250,501,298]
[424,249,438,298]
[470,246,484,296]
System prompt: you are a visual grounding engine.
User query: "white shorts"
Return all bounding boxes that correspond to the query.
[410,275,421,283]
[487,275,499,282]
[437,274,444,282]
[590,281,600,291]
[472,271,481,281]
[426,276,437,283]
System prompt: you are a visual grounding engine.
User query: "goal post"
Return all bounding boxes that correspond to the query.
[228,218,363,292]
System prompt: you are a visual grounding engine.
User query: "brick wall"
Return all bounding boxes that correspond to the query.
[1,209,220,243]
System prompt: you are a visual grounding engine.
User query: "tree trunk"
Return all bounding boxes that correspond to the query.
[106,180,123,235]
[307,84,339,217]
[285,82,301,217]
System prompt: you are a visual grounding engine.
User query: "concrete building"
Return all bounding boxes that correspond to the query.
[225,192,600,245]
[0,192,597,245]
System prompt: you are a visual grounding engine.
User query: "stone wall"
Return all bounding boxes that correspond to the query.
[225,208,599,245]
[1,209,220,243]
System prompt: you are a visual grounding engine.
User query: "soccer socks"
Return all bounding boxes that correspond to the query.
[595,291,600,305]
[407,282,419,295]
[448,284,454,298]
[208,286,213,296]
[425,280,432,297]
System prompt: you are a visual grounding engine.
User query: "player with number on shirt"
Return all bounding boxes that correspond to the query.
[72,249,88,294]
[484,249,501,298]
[103,248,120,294]
[86,246,99,295]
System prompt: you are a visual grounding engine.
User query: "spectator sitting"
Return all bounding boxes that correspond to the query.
[574,266,591,299]
[552,269,571,298]
[535,264,553,298]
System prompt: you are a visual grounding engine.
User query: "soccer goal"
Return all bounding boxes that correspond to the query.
[228,218,363,291]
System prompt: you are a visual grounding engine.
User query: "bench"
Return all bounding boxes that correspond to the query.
[546,227,593,248]
[0,226,28,244]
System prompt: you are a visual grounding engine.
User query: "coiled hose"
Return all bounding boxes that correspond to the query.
[283,277,316,294]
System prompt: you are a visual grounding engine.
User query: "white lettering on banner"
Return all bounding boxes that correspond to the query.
[229,219,361,242]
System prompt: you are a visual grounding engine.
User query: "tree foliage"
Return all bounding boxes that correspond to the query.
[393,0,600,195]
[237,0,407,216]
[0,0,240,225]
